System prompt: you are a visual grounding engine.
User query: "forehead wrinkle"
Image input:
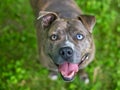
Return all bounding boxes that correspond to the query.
[49,19,67,34]
[54,19,67,27]
[68,20,90,36]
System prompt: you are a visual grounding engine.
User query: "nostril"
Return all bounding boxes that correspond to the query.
[67,49,73,56]
[68,51,71,54]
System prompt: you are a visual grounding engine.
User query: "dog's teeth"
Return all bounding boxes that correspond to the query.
[67,71,75,78]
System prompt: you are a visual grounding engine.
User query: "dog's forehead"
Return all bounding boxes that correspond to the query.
[49,19,67,34]
[67,19,90,36]
[52,19,67,29]
[49,19,88,34]
[67,19,87,31]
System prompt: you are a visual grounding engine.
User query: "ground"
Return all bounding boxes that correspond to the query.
[0,0,120,90]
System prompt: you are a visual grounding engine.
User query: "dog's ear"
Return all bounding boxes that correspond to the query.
[78,15,96,33]
[37,11,58,28]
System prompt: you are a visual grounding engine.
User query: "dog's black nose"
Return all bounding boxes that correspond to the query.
[59,47,73,59]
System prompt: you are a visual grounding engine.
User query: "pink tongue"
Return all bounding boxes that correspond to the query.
[58,62,79,78]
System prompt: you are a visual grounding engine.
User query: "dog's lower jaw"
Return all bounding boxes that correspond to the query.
[61,74,74,82]
[48,71,75,82]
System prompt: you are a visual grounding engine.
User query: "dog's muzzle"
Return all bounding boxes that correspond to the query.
[58,47,78,81]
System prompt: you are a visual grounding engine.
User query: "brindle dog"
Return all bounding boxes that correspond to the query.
[30,0,96,83]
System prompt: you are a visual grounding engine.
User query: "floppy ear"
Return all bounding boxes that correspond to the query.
[37,11,58,28]
[78,15,96,33]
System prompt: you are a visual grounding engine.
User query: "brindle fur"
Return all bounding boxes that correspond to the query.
[30,0,96,82]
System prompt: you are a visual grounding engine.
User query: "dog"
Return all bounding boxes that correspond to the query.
[30,0,96,83]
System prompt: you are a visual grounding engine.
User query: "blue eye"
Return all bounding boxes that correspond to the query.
[76,34,84,40]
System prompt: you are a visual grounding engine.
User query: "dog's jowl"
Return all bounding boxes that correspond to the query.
[30,0,96,83]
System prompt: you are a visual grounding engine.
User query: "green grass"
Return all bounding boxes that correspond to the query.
[0,0,120,90]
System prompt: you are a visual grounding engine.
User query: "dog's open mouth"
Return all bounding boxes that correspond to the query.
[58,62,79,81]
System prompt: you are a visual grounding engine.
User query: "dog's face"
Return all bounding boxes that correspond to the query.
[37,11,96,81]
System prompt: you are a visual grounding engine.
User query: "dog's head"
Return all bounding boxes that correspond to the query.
[36,11,96,81]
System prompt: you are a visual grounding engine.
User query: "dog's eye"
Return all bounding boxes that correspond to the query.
[50,34,58,41]
[76,34,84,40]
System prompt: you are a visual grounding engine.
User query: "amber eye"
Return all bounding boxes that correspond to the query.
[76,34,84,40]
[50,34,58,41]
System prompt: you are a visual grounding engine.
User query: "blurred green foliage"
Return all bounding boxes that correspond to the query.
[0,0,120,90]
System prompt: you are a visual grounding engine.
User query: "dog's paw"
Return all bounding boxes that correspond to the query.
[79,70,89,84]
[48,71,58,81]
[79,74,89,84]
